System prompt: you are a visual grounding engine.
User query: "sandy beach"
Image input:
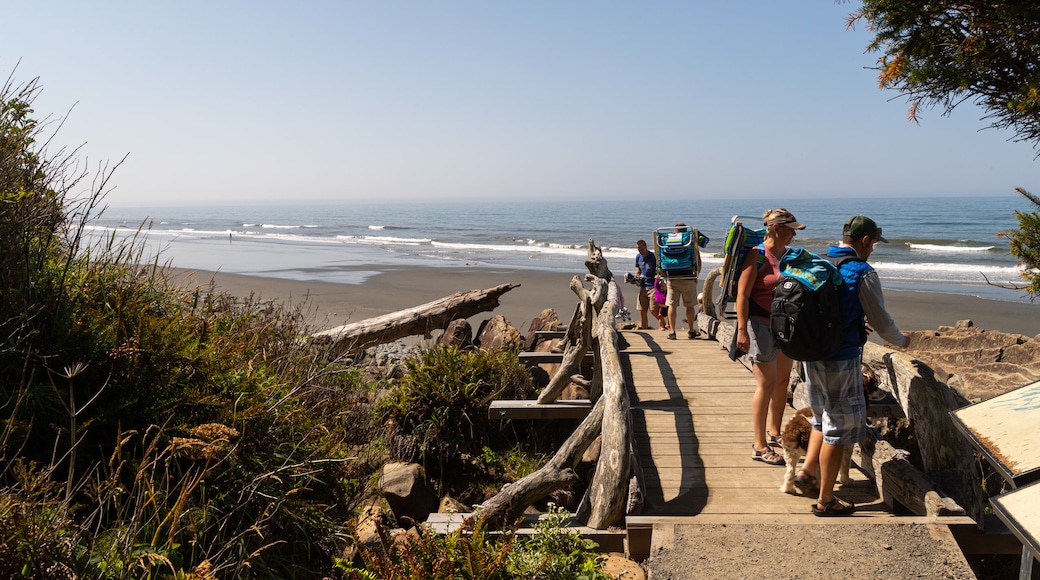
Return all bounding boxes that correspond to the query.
[171,266,1040,340]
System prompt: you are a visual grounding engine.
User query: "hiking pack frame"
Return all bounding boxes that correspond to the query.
[715,215,765,320]
[653,225,704,280]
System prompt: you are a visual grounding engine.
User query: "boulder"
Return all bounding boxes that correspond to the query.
[599,553,646,580]
[475,315,522,352]
[355,503,388,552]
[438,495,470,514]
[525,308,562,350]
[436,319,472,348]
[379,462,437,525]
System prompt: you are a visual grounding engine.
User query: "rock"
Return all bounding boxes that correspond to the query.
[904,327,1040,403]
[525,308,562,350]
[598,553,646,580]
[436,318,473,348]
[355,503,388,551]
[438,495,470,514]
[379,462,437,525]
[475,315,522,352]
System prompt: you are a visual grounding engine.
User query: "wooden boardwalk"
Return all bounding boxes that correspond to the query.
[619,329,976,559]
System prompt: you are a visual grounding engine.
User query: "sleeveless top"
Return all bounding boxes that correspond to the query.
[749,244,781,321]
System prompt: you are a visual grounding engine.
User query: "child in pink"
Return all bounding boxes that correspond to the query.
[652,275,670,331]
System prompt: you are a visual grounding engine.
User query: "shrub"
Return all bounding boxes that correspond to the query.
[376,345,539,501]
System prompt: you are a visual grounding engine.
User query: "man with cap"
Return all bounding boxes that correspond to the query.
[795,215,911,516]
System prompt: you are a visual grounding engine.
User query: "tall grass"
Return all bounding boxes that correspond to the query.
[0,72,383,578]
[1,71,609,578]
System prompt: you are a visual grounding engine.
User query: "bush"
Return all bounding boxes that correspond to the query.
[376,345,540,502]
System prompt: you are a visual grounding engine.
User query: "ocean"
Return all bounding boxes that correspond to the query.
[86,195,1036,304]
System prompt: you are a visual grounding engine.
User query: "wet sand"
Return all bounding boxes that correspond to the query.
[171,266,1040,339]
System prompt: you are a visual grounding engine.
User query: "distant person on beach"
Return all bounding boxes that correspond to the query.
[796,215,911,516]
[663,222,700,340]
[634,239,657,329]
[736,208,805,467]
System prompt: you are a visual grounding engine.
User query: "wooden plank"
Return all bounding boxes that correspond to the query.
[517,351,592,364]
[488,399,591,420]
[425,512,625,552]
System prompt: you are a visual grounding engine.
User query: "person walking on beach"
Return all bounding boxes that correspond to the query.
[664,222,700,340]
[735,208,805,466]
[795,215,911,516]
[634,239,657,329]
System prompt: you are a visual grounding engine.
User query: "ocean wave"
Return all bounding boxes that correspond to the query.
[339,235,432,245]
[909,243,995,253]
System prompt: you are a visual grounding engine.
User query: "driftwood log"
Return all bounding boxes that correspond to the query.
[309,284,517,357]
[863,342,982,522]
[580,277,631,529]
[855,428,965,517]
[536,278,595,404]
[481,239,634,530]
[480,386,606,528]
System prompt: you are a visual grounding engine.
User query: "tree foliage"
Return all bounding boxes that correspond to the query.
[998,188,1040,300]
[847,1,1040,151]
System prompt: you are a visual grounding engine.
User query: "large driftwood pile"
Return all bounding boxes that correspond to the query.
[479,239,636,530]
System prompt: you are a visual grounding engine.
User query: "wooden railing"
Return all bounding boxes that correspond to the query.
[479,239,639,530]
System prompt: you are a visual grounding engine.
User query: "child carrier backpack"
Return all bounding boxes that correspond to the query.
[769,250,860,361]
[654,226,708,276]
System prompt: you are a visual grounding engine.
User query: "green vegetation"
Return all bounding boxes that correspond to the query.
[338,504,610,580]
[999,188,1040,299]
[845,3,1040,298]
[0,74,605,577]
[847,1,1040,151]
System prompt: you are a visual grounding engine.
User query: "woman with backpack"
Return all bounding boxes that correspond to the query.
[735,208,806,466]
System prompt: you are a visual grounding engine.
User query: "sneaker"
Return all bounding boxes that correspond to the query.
[751,445,785,466]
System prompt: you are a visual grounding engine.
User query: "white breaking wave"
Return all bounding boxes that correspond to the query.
[909,243,995,253]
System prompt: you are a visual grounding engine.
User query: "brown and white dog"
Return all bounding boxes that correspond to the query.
[778,407,852,495]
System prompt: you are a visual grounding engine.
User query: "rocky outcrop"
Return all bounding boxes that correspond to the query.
[904,320,1040,403]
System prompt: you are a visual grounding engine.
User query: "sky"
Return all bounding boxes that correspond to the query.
[3,1,1038,207]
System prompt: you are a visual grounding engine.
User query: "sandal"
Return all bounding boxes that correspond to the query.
[666,333,676,340]
[793,470,819,495]
[751,445,785,466]
[812,497,856,517]
[768,433,782,447]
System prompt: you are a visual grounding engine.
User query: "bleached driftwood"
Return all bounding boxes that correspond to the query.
[855,428,965,517]
[309,284,517,357]
[482,239,635,530]
[863,342,982,521]
[479,398,605,527]
[536,278,594,404]
[580,277,631,529]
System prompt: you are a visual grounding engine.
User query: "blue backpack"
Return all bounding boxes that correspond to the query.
[654,227,708,274]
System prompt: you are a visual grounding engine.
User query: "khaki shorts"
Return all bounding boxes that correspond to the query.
[665,278,696,308]
[636,287,654,311]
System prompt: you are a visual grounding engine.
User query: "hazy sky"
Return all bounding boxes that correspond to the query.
[4,2,1037,206]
